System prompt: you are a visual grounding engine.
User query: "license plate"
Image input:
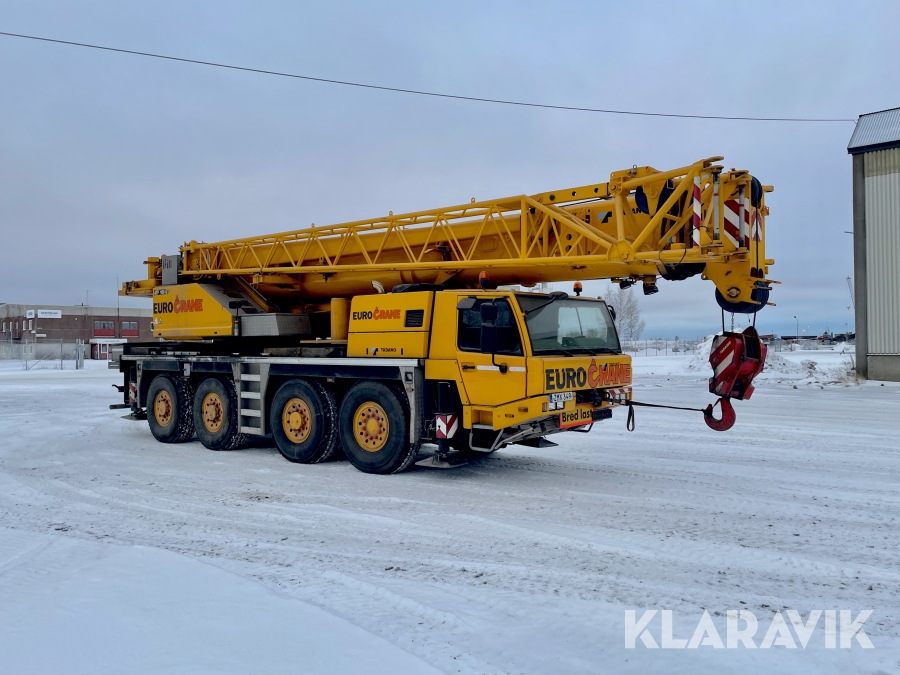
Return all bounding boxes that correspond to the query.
[560,404,594,429]
[548,392,573,403]
[547,391,573,411]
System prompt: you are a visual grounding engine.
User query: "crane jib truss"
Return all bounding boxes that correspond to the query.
[122,157,776,310]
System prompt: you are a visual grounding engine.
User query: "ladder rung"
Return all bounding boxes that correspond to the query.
[240,374,261,381]
[240,391,261,399]
[240,426,263,435]
[240,409,261,417]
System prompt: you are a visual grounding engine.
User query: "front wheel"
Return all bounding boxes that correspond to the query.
[338,381,415,474]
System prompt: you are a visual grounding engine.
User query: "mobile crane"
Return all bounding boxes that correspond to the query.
[115,156,775,473]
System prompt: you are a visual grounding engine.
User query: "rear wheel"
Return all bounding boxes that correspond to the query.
[147,374,194,443]
[270,379,338,463]
[193,377,245,450]
[339,381,415,474]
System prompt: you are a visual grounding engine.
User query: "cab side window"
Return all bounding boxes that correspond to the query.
[457,299,523,355]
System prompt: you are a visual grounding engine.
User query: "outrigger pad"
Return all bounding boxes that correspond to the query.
[515,437,559,448]
[415,453,469,469]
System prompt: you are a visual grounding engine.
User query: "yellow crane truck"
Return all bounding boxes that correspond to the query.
[115,157,775,473]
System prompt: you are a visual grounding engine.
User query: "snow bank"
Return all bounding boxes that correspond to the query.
[685,335,801,376]
[683,336,857,386]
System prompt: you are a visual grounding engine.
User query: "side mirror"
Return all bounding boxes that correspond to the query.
[608,305,617,321]
[479,302,498,323]
[480,323,497,354]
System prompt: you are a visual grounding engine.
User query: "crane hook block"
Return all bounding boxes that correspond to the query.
[703,326,767,431]
[703,397,736,432]
[707,326,767,401]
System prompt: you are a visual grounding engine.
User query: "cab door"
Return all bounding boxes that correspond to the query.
[456,297,527,406]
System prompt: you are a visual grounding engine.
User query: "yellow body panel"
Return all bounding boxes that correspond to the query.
[348,331,430,358]
[427,293,467,360]
[456,352,528,406]
[152,284,234,340]
[347,292,433,357]
[348,292,433,333]
[462,390,624,431]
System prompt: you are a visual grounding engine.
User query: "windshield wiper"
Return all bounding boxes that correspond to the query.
[523,291,569,316]
[554,347,619,356]
[543,348,576,356]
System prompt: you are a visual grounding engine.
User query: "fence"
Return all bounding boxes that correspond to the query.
[768,338,854,353]
[0,340,86,369]
[620,337,855,356]
[620,339,704,356]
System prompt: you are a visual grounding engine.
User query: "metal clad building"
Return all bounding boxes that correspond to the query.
[849,106,900,381]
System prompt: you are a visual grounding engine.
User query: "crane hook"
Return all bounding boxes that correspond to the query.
[703,397,736,432]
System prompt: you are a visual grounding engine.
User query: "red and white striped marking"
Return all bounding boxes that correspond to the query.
[692,175,702,246]
[713,347,735,377]
[606,386,632,402]
[435,414,459,439]
[709,335,741,396]
[751,209,762,242]
[722,199,749,248]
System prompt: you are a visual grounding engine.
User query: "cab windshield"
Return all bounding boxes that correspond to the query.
[515,294,621,355]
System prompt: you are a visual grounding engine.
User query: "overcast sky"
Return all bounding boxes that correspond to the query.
[2,1,898,338]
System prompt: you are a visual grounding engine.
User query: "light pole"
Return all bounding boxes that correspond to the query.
[793,315,799,350]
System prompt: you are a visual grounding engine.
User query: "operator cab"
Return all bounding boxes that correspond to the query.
[456,290,622,360]
[515,293,621,357]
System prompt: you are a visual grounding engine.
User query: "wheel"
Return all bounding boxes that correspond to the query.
[338,381,416,474]
[147,374,194,443]
[193,377,246,450]
[270,379,338,463]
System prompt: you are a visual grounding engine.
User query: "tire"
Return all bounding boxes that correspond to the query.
[193,377,246,451]
[270,379,338,463]
[147,374,194,443]
[338,381,415,474]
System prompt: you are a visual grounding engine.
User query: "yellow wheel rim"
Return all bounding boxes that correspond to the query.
[281,398,312,443]
[201,392,225,434]
[154,390,173,427]
[353,401,389,452]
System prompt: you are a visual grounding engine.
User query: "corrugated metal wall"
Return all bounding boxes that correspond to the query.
[865,148,900,355]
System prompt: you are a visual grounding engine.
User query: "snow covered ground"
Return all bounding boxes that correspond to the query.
[1,351,898,674]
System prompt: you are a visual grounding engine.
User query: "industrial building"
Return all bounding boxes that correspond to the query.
[848,106,900,381]
[0,303,153,360]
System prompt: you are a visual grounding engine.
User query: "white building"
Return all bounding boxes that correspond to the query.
[848,107,900,381]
